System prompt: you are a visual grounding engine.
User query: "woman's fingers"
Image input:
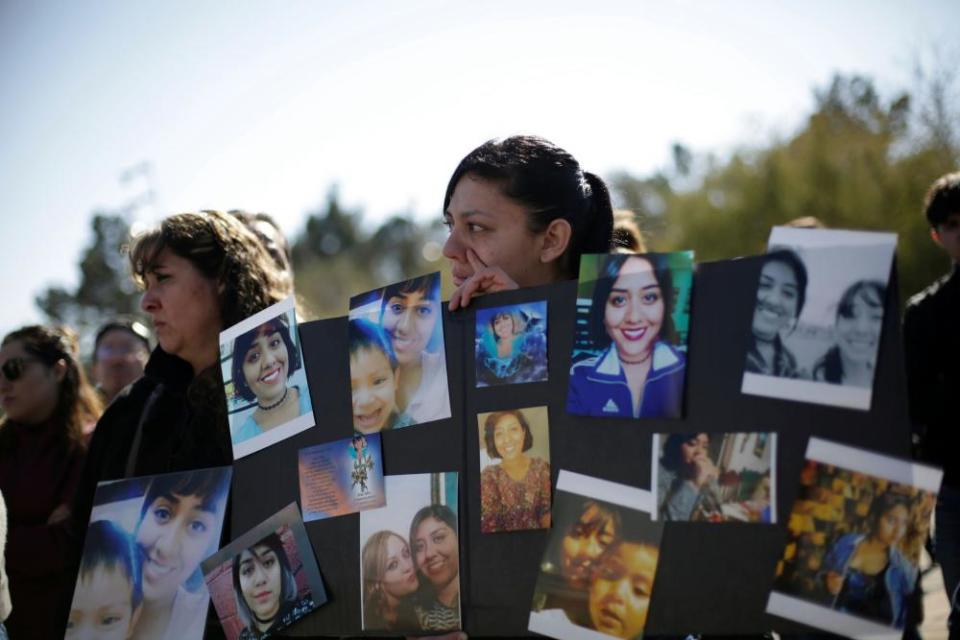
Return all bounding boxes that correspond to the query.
[448,266,520,311]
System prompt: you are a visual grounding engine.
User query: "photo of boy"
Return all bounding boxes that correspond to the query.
[349,318,414,433]
[66,520,142,640]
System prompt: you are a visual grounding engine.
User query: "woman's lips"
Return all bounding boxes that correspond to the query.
[255,590,274,602]
[143,556,177,582]
[259,366,282,384]
[619,326,648,341]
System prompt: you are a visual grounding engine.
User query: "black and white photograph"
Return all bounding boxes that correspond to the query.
[741,227,897,410]
[220,296,315,458]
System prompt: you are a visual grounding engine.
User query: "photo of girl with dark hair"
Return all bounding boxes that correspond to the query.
[475,301,548,387]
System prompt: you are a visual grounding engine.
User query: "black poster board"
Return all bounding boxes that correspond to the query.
[232,254,911,636]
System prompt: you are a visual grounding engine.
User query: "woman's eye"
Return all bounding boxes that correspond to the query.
[468,223,485,233]
[246,351,260,364]
[153,507,171,523]
[242,565,253,577]
[442,216,454,232]
[387,560,398,571]
[264,557,276,568]
[609,294,626,307]
[269,337,281,348]
[642,291,661,304]
[433,532,447,544]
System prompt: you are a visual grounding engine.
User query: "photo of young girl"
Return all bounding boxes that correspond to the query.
[475,301,548,387]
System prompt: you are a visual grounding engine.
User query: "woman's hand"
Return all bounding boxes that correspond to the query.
[448,250,519,311]
[691,453,718,488]
[825,570,844,595]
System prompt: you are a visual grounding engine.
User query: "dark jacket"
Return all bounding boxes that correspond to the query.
[903,265,960,484]
[64,347,233,636]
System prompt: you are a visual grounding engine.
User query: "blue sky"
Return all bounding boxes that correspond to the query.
[1,0,957,338]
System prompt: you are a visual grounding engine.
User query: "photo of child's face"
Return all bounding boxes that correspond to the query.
[67,565,138,640]
[137,493,218,601]
[587,542,658,639]
[561,503,617,589]
[238,544,283,624]
[350,346,398,433]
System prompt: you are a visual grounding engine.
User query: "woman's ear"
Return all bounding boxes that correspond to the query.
[539,219,573,265]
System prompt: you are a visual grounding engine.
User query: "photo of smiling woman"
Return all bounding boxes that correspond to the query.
[744,249,808,378]
[477,407,551,533]
[567,252,693,420]
[475,301,548,387]
[359,472,459,632]
[349,272,451,427]
[75,466,232,640]
[812,280,886,388]
[220,297,315,458]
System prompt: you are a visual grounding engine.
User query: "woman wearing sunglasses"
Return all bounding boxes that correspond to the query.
[0,325,103,639]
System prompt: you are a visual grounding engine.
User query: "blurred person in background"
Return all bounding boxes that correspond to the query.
[1,491,11,640]
[90,316,151,404]
[611,209,647,254]
[903,171,960,637]
[0,325,102,639]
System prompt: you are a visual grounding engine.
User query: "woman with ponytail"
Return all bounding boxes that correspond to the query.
[442,136,615,309]
[0,325,102,638]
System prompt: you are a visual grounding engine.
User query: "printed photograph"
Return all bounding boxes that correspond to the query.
[567,251,694,420]
[349,272,451,431]
[67,467,232,640]
[767,438,942,639]
[742,227,898,410]
[220,296,315,459]
[359,472,460,633]
[298,432,386,522]
[529,471,663,640]
[475,301,548,387]
[652,432,776,523]
[202,503,327,640]
[477,406,551,533]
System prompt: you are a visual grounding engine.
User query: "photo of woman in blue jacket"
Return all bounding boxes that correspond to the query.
[822,492,917,629]
[567,253,687,419]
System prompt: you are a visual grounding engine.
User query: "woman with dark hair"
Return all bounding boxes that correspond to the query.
[361,530,421,631]
[409,504,461,631]
[567,253,686,419]
[233,531,313,639]
[378,273,450,424]
[68,211,290,630]
[443,135,615,309]
[133,468,231,639]
[479,410,551,533]
[745,249,808,378]
[822,492,917,628]
[812,280,885,387]
[656,433,721,521]
[0,325,102,639]
[230,314,312,444]
[475,308,547,386]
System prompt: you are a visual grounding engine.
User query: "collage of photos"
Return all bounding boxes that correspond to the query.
[359,472,461,634]
[202,503,326,640]
[474,301,549,386]
[652,432,776,523]
[767,438,942,638]
[348,272,451,432]
[477,406,552,533]
[741,227,897,410]
[298,433,386,522]
[529,471,663,640]
[220,296,316,459]
[68,467,232,640]
[567,251,694,420]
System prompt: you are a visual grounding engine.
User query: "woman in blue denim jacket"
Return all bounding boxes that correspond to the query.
[822,492,918,629]
[567,253,685,419]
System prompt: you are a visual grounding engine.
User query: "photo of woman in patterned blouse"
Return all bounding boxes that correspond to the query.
[478,408,551,533]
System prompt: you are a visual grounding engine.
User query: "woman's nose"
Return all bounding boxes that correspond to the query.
[153,525,182,556]
[253,564,267,585]
[442,228,465,262]
[626,299,644,323]
[141,287,159,313]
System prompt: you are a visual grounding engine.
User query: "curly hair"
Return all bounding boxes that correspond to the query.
[0,324,102,452]
[128,210,291,328]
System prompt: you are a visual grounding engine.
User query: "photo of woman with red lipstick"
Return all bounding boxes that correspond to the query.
[220,296,315,459]
[567,252,693,419]
[361,530,421,631]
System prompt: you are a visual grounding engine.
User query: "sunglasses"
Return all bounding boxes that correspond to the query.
[0,357,40,382]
